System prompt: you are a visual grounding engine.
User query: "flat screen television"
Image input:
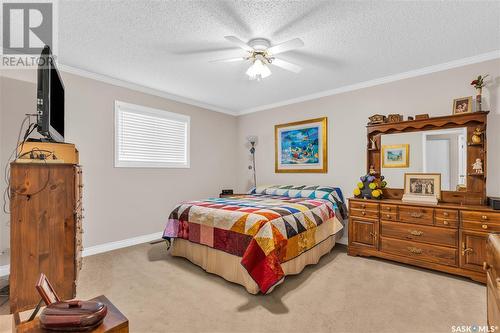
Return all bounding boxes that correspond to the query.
[37,45,65,142]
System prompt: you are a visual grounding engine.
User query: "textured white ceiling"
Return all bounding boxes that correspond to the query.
[58,0,500,114]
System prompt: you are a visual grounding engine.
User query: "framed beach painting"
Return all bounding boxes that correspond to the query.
[275,117,327,173]
[382,144,409,168]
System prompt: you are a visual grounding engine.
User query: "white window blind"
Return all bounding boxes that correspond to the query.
[115,101,190,168]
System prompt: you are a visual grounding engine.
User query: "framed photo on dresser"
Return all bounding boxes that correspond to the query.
[402,173,441,204]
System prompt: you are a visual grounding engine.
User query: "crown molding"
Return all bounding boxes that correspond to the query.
[57,64,237,116]
[3,51,499,117]
[237,50,500,115]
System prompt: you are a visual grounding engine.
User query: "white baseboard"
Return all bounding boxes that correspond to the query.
[0,232,165,277]
[0,264,10,277]
[82,232,164,257]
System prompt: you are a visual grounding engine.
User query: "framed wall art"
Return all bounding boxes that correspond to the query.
[382,144,409,168]
[274,117,327,173]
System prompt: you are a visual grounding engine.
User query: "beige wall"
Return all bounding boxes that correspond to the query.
[0,71,238,257]
[1,58,499,263]
[235,59,500,204]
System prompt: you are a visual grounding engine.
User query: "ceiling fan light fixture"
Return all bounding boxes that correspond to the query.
[246,58,271,81]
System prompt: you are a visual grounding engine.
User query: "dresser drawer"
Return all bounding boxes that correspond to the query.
[350,201,379,211]
[350,208,379,219]
[462,220,500,233]
[380,237,457,266]
[381,204,398,214]
[381,212,398,221]
[435,217,459,228]
[462,211,500,224]
[435,209,459,221]
[381,221,457,248]
[399,206,434,225]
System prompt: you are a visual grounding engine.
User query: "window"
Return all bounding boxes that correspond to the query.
[115,101,190,168]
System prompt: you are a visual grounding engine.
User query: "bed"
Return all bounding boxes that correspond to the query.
[163,185,347,294]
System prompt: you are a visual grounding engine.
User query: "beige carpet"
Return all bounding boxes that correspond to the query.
[1,242,486,332]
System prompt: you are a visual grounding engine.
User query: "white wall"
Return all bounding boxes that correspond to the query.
[235,59,500,202]
[0,71,238,258]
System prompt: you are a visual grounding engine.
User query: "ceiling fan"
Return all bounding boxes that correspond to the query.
[210,36,304,81]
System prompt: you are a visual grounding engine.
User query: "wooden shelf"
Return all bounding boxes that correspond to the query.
[468,142,483,146]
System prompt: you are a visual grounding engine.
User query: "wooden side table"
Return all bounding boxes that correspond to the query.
[14,295,128,333]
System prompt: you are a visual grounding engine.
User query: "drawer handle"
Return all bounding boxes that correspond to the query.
[369,232,377,238]
[386,214,392,219]
[407,247,422,254]
[482,215,488,221]
[410,230,424,236]
[443,220,449,225]
[482,224,488,230]
[362,211,366,216]
[361,204,366,209]
[462,242,473,256]
[410,212,424,218]
[443,212,449,217]
[385,207,391,211]
[484,262,491,271]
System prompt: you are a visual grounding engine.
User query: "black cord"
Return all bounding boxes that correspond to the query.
[9,154,51,199]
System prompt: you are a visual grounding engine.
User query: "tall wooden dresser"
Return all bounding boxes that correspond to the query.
[9,163,83,313]
[348,111,494,283]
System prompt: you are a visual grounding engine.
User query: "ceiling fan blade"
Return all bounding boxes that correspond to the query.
[267,38,304,55]
[224,36,254,52]
[209,57,247,63]
[271,58,302,73]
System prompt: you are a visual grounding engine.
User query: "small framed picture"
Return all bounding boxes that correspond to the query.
[382,144,409,168]
[403,173,441,204]
[36,273,61,305]
[453,96,472,115]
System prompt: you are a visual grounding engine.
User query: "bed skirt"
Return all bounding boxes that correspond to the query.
[170,217,343,294]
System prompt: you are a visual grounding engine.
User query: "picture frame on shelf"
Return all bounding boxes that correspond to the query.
[453,96,472,115]
[402,173,441,204]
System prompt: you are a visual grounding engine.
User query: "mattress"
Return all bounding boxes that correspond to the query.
[163,185,346,293]
[171,219,343,294]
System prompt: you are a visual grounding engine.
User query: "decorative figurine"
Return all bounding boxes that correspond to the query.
[472,158,483,174]
[415,114,430,120]
[368,114,386,125]
[369,165,376,175]
[471,128,483,144]
[353,174,387,200]
[369,138,377,150]
[387,114,403,123]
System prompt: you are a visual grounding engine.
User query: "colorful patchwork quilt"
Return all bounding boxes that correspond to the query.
[163,185,346,293]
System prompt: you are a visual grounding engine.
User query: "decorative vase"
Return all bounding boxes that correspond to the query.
[476,87,482,112]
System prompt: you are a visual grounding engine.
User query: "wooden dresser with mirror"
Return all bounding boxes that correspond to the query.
[348,111,498,282]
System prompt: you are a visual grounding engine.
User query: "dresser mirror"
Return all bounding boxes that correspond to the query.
[380,127,467,191]
[366,111,488,205]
